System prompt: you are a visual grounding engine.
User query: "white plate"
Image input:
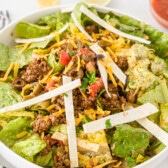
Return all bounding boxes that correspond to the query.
[0,4,168,168]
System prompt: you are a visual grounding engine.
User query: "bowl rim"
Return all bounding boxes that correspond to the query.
[0,4,167,168]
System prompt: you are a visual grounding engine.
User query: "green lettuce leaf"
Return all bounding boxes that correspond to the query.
[0,117,32,147]
[15,22,51,38]
[137,85,165,107]
[0,82,22,108]
[35,150,54,166]
[160,103,168,132]
[0,43,34,71]
[144,25,168,58]
[12,133,46,162]
[28,39,51,49]
[137,84,165,123]
[47,53,64,73]
[110,124,151,167]
[37,11,71,31]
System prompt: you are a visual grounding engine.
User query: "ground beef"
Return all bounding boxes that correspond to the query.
[116,56,128,71]
[125,89,137,103]
[51,95,65,108]
[32,114,52,133]
[85,24,99,35]
[32,112,66,133]
[53,146,70,168]
[98,83,126,111]
[60,40,84,52]
[49,113,66,126]
[20,58,51,83]
[73,88,96,111]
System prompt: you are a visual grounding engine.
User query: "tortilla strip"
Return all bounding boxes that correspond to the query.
[52,131,68,145]
[83,103,158,133]
[52,131,100,153]
[0,78,81,114]
[63,76,79,167]
[77,138,100,153]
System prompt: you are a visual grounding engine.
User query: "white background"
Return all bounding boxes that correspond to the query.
[0,0,168,168]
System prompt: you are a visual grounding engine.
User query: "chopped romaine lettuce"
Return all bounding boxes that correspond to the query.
[160,103,168,132]
[0,117,32,147]
[110,124,151,167]
[12,133,46,162]
[47,54,64,73]
[0,82,22,108]
[137,85,165,107]
[49,124,67,135]
[15,22,51,38]
[37,11,70,32]
[35,150,54,166]
[0,43,34,71]
[151,57,168,78]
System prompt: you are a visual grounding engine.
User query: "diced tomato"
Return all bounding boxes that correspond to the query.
[85,61,95,71]
[59,50,71,66]
[79,48,90,54]
[88,78,104,98]
[45,79,55,91]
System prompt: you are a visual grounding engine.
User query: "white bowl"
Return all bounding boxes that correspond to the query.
[0,4,167,168]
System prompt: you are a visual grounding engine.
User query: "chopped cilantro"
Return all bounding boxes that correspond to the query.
[105,119,112,129]
[63,93,68,97]
[80,70,96,91]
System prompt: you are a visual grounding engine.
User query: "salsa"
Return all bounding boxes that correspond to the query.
[151,0,168,20]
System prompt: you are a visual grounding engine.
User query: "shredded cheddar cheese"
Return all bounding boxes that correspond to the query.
[76,55,81,71]
[13,62,19,78]
[0,62,15,82]
[16,131,28,139]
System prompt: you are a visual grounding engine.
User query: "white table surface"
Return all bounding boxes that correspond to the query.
[0,0,168,167]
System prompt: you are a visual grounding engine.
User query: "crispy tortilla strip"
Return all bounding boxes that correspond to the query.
[52,131,68,145]
[0,78,81,114]
[83,103,158,133]
[51,131,100,153]
[63,76,79,167]
[77,138,100,153]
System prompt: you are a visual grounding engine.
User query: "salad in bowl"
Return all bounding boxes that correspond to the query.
[0,2,168,168]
